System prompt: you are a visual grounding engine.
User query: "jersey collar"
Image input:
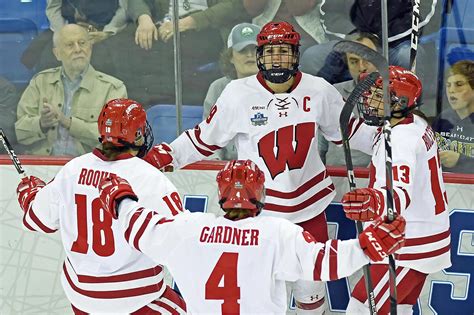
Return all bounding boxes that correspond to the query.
[394,113,414,126]
[93,148,135,161]
[257,71,302,94]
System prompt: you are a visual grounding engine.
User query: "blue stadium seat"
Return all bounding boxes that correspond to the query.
[147,104,203,144]
[0,18,38,85]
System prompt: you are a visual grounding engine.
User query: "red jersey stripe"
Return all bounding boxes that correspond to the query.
[264,184,334,213]
[403,229,451,247]
[266,170,328,199]
[329,240,338,280]
[63,263,163,299]
[395,243,451,260]
[77,266,163,283]
[27,207,57,233]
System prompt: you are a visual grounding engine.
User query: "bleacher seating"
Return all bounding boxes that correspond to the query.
[0,18,38,85]
[147,104,203,144]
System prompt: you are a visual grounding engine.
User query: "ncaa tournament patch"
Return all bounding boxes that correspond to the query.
[251,113,268,126]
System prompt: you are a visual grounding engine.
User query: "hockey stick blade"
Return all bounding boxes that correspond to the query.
[340,72,380,140]
[339,71,380,315]
[0,128,26,177]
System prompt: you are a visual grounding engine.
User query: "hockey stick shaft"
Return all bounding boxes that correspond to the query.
[0,129,27,177]
[410,0,421,73]
[339,71,380,315]
[334,39,397,314]
[381,1,398,311]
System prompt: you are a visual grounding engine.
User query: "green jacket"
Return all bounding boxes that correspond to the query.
[15,66,127,156]
[128,0,250,41]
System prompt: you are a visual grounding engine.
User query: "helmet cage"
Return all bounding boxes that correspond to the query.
[256,44,300,83]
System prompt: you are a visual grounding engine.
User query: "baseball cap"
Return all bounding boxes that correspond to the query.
[227,23,260,52]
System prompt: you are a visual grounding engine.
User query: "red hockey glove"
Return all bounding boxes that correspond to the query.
[359,215,406,262]
[16,176,46,212]
[98,174,138,219]
[342,188,385,221]
[143,143,174,171]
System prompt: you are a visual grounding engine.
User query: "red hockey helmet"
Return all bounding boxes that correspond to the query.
[358,66,422,126]
[257,21,301,47]
[98,98,154,156]
[216,160,265,215]
[256,21,301,83]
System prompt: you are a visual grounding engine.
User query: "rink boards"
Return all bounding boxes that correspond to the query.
[1,159,473,314]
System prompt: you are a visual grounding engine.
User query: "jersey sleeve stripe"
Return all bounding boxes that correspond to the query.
[150,300,183,315]
[185,130,214,157]
[329,240,339,280]
[25,207,57,233]
[22,211,37,231]
[404,229,450,247]
[62,263,164,299]
[395,243,451,260]
[133,212,154,251]
[124,208,144,243]
[76,266,163,283]
[194,126,222,151]
[313,245,326,281]
[266,170,328,198]
[264,183,334,213]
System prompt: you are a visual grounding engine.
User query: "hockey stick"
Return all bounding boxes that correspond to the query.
[339,71,380,315]
[334,40,398,314]
[0,128,27,177]
[410,0,421,72]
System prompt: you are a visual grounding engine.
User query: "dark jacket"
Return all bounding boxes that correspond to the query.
[321,0,437,42]
[127,0,250,41]
[61,0,119,29]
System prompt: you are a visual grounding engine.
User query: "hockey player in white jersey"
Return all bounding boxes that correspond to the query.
[97,159,407,314]
[16,99,186,314]
[341,67,451,314]
[142,21,371,313]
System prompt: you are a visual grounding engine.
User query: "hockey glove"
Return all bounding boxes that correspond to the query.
[98,175,138,219]
[143,143,174,171]
[342,188,385,221]
[17,176,46,212]
[359,215,406,262]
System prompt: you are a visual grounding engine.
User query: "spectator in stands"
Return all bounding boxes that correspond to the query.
[243,0,337,52]
[0,76,20,149]
[319,32,379,167]
[47,0,128,43]
[15,24,127,156]
[432,60,474,173]
[23,0,128,72]
[301,0,436,84]
[113,0,251,105]
[202,22,259,160]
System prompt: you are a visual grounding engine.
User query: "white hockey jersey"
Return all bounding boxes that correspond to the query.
[117,199,370,314]
[171,72,367,223]
[24,149,184,313]
[365,115,451,273]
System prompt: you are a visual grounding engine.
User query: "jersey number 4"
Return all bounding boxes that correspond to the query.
[205,252,241,313]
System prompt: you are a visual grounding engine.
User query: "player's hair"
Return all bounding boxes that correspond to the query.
[100,142,137,160]
[447,60,474,89]
[224,208,256,220]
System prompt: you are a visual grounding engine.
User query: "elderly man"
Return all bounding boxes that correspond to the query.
[15,24,127,156]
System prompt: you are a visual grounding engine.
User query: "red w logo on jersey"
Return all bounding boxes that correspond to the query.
[258,122,315,179]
